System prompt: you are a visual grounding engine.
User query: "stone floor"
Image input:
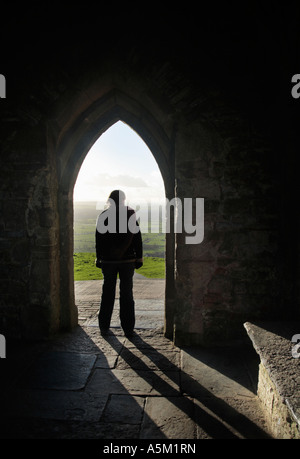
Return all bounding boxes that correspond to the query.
[75,276,165,330]
[0,278,272,439]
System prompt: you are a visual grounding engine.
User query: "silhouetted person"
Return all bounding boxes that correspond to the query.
[95,190,143,337]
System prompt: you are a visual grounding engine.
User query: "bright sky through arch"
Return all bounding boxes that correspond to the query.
[73,121,165,207]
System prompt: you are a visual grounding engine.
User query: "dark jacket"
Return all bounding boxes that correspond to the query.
[95,206,143,262]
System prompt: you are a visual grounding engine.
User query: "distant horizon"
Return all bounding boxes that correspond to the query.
[73,121,165,204]
[73,199,166,206]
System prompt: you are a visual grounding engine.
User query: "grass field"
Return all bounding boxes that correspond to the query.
[74,222,165,257]
[74,253,165,280]
[73,202,165,280]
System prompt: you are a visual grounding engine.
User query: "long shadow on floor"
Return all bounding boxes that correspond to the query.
[0,328,164,439]
[0,327,271,439]
[103,331,271,439]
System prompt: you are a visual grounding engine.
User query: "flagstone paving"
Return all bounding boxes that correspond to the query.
[0,280,272,439]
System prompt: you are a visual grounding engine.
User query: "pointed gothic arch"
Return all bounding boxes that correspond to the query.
[54,89,176,339]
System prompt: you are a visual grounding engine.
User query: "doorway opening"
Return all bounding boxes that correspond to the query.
[73,121,166,332]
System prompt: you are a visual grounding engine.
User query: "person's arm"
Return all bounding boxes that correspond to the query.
[95,229,102,260]
[133,221,143,268]
[95,214,106,263]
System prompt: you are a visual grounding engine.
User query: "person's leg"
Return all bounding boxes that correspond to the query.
[98,264,118,333]
[118,263,135,336]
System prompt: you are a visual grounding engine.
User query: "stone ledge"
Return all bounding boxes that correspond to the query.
[244,321,300,438]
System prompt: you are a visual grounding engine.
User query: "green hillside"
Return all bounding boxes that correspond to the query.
[73,202,165,280]
[74,253,165,280]
[74,201,165,257]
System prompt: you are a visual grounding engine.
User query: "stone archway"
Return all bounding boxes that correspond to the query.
[53,88,176,339]
[0,59,285,345]
[1,8,298,348]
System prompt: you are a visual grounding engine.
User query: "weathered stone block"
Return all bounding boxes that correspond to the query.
[258,363,300,439]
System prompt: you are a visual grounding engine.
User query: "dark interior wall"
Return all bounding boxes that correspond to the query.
[1,5,300,342]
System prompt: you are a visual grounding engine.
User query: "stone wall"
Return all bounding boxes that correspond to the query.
[0,120,62,339]
[0,7,299,344]
[173,105,280,345]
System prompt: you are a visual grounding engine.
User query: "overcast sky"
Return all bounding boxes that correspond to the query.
[73,121,165,206]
